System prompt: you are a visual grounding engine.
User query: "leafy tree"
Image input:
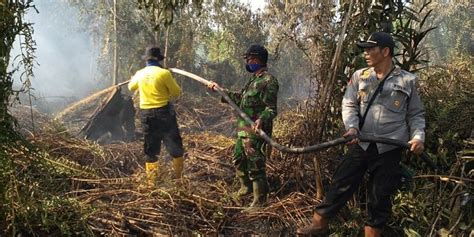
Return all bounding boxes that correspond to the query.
[0,0,36,141]
[426,0,473,60]
[197,0,267,89]
[1,1,92,236]
[263,0,441,201]
[137,0,204,27]
[68,0,272,94]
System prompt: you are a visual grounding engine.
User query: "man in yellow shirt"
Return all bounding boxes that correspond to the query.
[128,47,184,186]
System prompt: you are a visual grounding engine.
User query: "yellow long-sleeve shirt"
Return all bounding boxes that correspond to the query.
[128,66,181,109]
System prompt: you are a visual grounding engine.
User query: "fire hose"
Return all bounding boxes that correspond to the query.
[169,68,437,170]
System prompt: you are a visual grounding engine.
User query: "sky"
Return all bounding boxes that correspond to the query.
[243,0,267,12]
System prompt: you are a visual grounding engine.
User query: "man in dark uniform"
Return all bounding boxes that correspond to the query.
[209,44,279,208]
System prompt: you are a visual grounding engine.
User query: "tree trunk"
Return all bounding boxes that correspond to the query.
[164,25,170,67]
[313,155,324,200]
[112,0,118,85]
[313,0,354,200]
[154,9,160,45]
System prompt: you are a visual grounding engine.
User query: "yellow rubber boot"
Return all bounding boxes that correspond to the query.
[172,157,184,179]
[145,161,159,187]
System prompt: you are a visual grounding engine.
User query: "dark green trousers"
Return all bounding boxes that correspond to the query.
[234,135,266,181]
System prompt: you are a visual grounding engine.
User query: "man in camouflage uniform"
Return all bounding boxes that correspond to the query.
[297,32,425,236]
[209,44,279,207]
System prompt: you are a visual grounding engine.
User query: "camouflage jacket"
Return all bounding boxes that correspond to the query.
[223,70,279,138]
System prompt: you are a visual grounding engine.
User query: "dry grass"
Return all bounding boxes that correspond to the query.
[10,94,324,235]
[26,129,320,235]
[8,90,473,236]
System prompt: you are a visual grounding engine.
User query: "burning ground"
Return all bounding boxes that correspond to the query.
[9,93,327,236]
[8,91,473,236]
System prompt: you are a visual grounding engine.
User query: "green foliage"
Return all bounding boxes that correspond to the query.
[383,54,473,236]
[137,0,204,26]
[344,1,437,72]
[391,191,432,236]
[329,207,364,236]
[267,2,471,235]
[69,0,265,94]
[0,1,94,235]
[0,0,471,235]
[0,71,17,143]
[264,1,339,144]
[68,0,156,84]
[0,139,93,236]
[426,0,473,60]
[1,0,36,140]
[198,0,267,89]
[392,2,437,71]
[419,56,473,168]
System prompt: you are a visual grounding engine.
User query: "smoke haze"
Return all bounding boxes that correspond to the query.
[11,0,102,113]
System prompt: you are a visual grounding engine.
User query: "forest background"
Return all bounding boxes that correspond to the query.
[0,0,472,236]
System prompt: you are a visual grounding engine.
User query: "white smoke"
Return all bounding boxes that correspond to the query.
[11,0,102,114]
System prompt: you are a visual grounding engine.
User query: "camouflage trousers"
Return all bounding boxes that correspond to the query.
[234,135,267,181]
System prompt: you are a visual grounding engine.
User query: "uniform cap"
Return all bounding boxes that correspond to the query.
[357,32,395,50]
[243,44,268,64]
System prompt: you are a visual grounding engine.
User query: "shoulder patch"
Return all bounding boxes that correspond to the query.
[360,68,372,80]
